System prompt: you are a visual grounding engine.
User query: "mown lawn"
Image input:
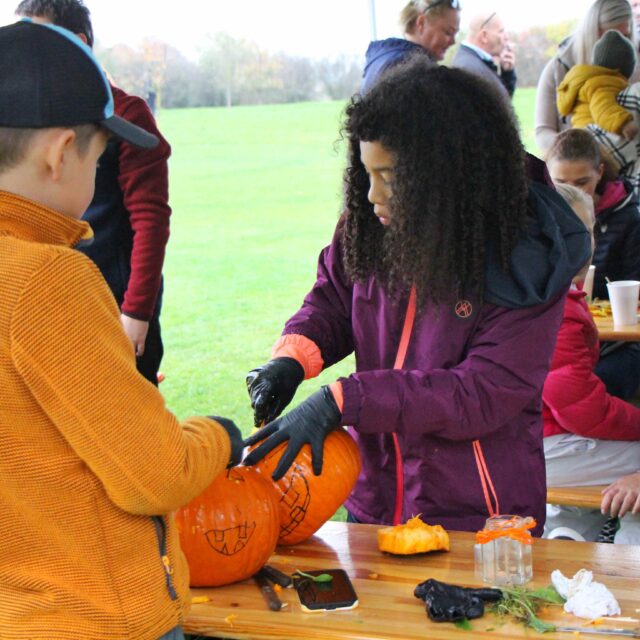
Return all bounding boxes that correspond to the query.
[157,87,538,434]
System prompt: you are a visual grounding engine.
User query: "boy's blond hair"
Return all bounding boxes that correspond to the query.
[554,182,595,232]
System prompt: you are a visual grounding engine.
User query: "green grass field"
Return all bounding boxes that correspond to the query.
[156,88,538,435]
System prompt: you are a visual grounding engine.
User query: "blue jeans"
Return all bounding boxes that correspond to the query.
[159,627,184,640]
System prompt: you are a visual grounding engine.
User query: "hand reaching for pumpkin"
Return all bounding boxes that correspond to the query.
[246,357,305,427]
[209,416,244,467]
[242,386,341,480]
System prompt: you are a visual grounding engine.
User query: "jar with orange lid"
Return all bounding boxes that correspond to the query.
[474,515,535,586]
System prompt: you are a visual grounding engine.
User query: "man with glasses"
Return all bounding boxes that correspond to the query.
[452,11,517,104]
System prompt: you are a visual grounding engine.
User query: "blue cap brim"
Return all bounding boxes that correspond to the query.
[101,114,158,149]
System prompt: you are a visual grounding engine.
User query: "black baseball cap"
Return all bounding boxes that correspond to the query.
[0,20,158,149]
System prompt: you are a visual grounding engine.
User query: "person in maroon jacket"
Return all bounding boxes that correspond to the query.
[543,183,640,544]
[243,60,591,535]
[16,0,171,385]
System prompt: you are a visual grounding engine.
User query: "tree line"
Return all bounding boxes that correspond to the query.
[96,21,576,110]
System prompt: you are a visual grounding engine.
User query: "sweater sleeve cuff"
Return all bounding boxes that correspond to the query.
[271,334,324,380]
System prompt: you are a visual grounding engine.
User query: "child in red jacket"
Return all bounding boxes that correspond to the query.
[544,182,640,544]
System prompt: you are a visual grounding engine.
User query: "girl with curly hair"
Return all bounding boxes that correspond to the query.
[244,58,590,534]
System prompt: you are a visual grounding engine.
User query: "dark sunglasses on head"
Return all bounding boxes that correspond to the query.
[479,12,497,29]
[423,0,461,12]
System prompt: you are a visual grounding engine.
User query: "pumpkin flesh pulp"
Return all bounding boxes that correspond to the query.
[377,515,450,555]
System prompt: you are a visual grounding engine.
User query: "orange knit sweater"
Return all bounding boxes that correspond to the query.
[0,192,231,640]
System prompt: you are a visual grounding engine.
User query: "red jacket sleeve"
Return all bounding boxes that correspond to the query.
[113,87,172,320]
[543,296,640,440]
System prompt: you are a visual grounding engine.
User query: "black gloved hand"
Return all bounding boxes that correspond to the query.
[414,579,502,622]
[246,357,305,427]
[209,416,244,468]
[242,386,341,480]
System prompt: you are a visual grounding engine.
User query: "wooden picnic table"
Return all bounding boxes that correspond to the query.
[184,521,640,639]
[547,485,608,509]
[593,314,640,342]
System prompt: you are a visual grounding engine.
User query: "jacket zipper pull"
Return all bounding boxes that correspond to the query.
[162,555,174,576]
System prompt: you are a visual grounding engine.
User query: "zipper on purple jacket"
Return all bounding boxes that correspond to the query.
[391,286,417,525]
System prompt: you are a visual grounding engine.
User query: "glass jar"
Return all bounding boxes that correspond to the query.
[474,515,534,586]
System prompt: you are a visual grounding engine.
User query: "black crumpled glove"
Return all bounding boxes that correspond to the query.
[242,386,341,480]
[246,357,305,427]
[414,579,502,622]
[209,416,244,468]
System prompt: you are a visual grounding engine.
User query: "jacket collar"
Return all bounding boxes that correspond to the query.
[595,180,635,220]
[0,191,93,248]
[461,41,493,62]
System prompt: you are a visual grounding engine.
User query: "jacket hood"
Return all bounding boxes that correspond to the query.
[361,38,428,93]
[557,64,627,115]
[484,182,592,308]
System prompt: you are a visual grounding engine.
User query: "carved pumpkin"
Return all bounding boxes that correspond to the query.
[252,428,361,545]
[175,466,280,587]
[378,515,450,555]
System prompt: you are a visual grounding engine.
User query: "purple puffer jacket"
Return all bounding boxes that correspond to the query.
[282,227,571,536]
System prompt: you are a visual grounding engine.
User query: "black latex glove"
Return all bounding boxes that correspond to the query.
[242,386,341,480]
[414,579,502,622]
[209,416,244,468]
[246,357,305,427]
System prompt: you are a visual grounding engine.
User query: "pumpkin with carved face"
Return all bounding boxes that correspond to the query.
[175,466,280,587]
[253,428,361,545]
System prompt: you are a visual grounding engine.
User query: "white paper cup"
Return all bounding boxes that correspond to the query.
[607,280,640,326]
[583,265,595,302]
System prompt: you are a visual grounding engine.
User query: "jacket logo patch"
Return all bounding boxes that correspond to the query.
[455,300,473,319]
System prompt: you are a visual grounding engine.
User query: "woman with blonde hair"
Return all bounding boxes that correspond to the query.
[535,0,635,154]
[361,0,461,92]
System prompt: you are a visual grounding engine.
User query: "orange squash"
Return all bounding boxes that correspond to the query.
[378,515,450,555]
[252,428,361,545]
[175,466,280,587]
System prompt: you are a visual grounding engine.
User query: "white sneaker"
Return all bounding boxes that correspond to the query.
[547,526,586,542]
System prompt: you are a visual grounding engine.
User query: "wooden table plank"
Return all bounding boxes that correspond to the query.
[547,485,607,509]
[184,521,640,640]
[593,315,640,342]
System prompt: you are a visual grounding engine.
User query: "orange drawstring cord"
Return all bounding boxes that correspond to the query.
[476,516,537,545]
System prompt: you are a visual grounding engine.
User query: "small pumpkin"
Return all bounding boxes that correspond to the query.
[175,466,280,587]
[252,428,361,545]
[378,515,450,555]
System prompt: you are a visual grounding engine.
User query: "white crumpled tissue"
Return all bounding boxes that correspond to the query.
[551,569,621,619]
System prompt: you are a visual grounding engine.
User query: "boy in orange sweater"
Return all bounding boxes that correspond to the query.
[0,20,242,640]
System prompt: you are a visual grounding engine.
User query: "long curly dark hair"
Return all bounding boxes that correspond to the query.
[342,56,529,307]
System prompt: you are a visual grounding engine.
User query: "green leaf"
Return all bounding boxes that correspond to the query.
[293,570,333,583]
[526,586,565,605]
[528,616,556,634]
[454,618,472,631]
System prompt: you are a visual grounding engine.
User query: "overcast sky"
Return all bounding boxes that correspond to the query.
[1,0,590,59]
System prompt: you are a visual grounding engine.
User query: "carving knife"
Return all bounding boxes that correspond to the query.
[556,627,640,638]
